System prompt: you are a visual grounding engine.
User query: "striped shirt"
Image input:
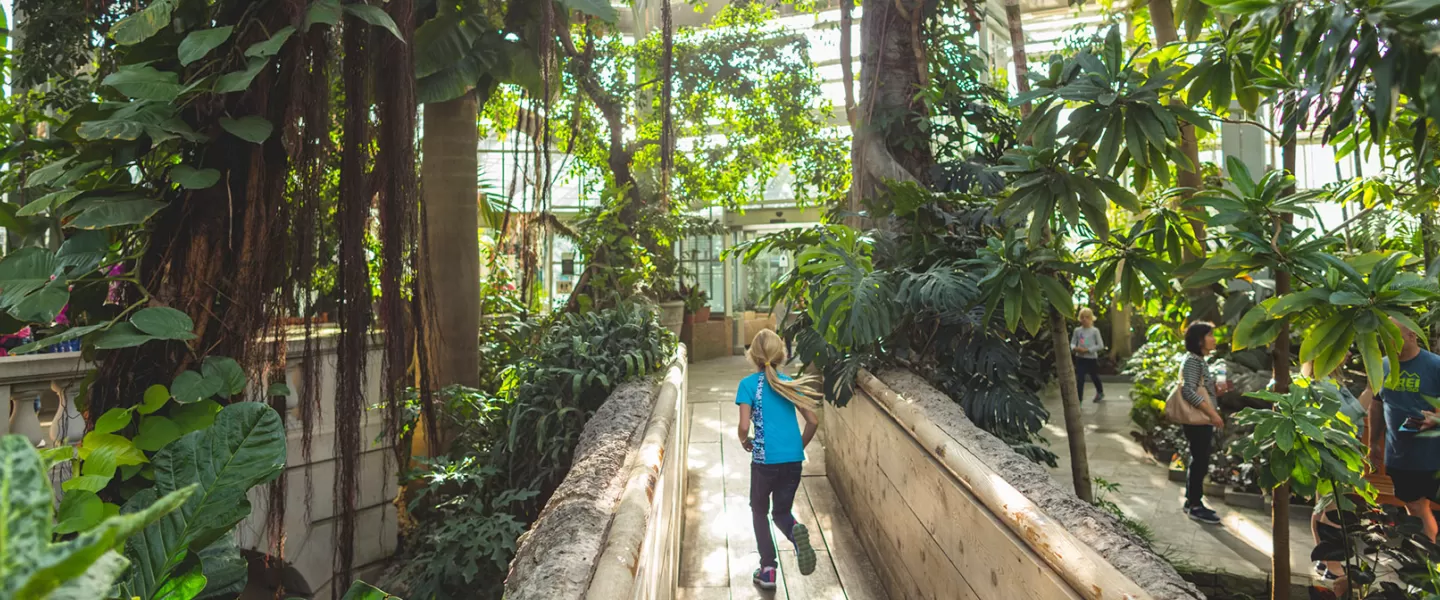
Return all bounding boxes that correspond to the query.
[1180,353,1217,407]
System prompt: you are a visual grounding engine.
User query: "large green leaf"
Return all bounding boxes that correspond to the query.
[69,198,168,229]
[169,165,221,190]
[122,403,286,599]
[112,0,175,45]
[201,357,247,397]
[17,190,85,217]
[558,0,619,22]
[77,119,148,141]
[304,0,343,30]
[195,537,247,599]
[0,248,60,311]
[343,4,402,40]
[340,581,400,600]
[132,307,197,340]
[179,26,234,66]
[219,116,273,144]
[0,435,195,600]
[244,26,295,58]
[8,324,106,355]
[172,371,221,404]
[214,58,269,94]
[93,323,160,350]
[102,66,184,101]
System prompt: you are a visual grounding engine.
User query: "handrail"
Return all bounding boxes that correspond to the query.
[856,370,1153,600]
[586,345,688,599]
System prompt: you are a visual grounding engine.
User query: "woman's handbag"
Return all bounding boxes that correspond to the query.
[1165,385,1213,426]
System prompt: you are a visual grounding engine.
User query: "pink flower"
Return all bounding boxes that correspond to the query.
[54,304,70,326]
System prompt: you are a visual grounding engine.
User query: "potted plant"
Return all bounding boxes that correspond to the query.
[683,287,710,323]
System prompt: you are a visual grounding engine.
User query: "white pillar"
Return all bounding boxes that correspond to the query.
[1221,104,1268,177]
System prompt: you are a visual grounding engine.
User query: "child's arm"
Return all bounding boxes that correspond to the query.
[797,405,819,448]
[738,404,754,451]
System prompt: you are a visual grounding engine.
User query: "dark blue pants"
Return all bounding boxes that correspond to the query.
[750,462,803,568]
[1076,357,1103,398]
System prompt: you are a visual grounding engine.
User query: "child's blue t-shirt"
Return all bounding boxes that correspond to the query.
[736,371,805,465]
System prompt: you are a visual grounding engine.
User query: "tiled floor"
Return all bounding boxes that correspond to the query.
[1041,380,1319,587]
[679,356,887,600]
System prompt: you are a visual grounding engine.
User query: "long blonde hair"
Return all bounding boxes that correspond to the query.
[746,329,823,411]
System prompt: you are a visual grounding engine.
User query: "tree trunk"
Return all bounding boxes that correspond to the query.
[1109,299,1133,362]
[1050,308,1094,503]
[1267,135,1299,600]
[1422,212,1440,350]
[1004,0,1031,116]
[421,92,481,389]
[853,0,932,203]
[1149,0,1211,323]
[840,0,856,128]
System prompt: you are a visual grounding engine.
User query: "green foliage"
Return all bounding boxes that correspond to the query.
[395,455,535,600]
[1092,477,1156,548]
[119,402,287,599]
[1233,251,1438,393]
[971,230,1086,336]
[1229,382,1373,505]
[734,186,1058,464]
[499,301,677,491]
[1005,26,1207,240]
[0,435,195,600]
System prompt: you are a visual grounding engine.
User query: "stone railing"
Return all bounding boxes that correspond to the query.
[505,346,689,600]
[825,369,1202,600]
[0,335,396,599]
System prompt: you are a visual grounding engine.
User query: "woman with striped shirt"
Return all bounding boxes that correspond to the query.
[1180,321,1226,524]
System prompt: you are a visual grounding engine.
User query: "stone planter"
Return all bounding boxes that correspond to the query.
[1203,481,1227,500]
[684,307,710,324]
[1168,465,1187,482]
[1227,489,1267,510]
[659,301,684,336]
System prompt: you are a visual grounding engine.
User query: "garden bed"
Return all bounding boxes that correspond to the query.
[866,369,1203,599]
[503,346,688,600]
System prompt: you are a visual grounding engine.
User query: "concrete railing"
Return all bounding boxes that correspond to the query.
[826,369,1202,600]
[0,335,396,599]
[506,346,689,600]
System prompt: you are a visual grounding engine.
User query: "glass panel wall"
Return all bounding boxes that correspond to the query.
[677,235,725,314]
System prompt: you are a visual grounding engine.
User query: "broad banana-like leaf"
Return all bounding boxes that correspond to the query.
[122,402,286,599]
[341,580,403,599]
[0,435,194,600]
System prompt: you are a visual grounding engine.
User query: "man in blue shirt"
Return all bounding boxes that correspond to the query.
[1365,319,1440,540]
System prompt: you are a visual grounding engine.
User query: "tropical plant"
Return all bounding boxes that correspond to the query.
[1229,382,1374,508]
[116,402,287,600]
[0,435,193,600]
[1234,252,1439,394]
[497,300,677,495]
[733,186,1061,465]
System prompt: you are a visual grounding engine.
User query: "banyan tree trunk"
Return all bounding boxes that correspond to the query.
[421,92,481,390]
[853,0,933,199]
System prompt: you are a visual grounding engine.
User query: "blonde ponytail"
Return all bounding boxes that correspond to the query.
[747,329,823,411]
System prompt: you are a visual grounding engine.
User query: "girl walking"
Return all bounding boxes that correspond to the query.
[737,329,822,589]
[1071,307,1106,402]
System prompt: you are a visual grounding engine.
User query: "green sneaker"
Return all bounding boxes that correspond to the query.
[792,523,816,575]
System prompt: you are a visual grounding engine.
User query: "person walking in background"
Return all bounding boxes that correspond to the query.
[737,329,822,589]
[1302,353,1367,584]
[1071,307,1106,402]
[1180,321,1226,525]
[1363,319,1440,541]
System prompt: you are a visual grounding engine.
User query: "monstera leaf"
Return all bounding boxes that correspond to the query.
[121,402,286,599]
[0,435,194,600]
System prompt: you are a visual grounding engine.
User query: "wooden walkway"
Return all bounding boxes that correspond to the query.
[679,357,887,600]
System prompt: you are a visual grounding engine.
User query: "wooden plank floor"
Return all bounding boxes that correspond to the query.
[679,357,887,600]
